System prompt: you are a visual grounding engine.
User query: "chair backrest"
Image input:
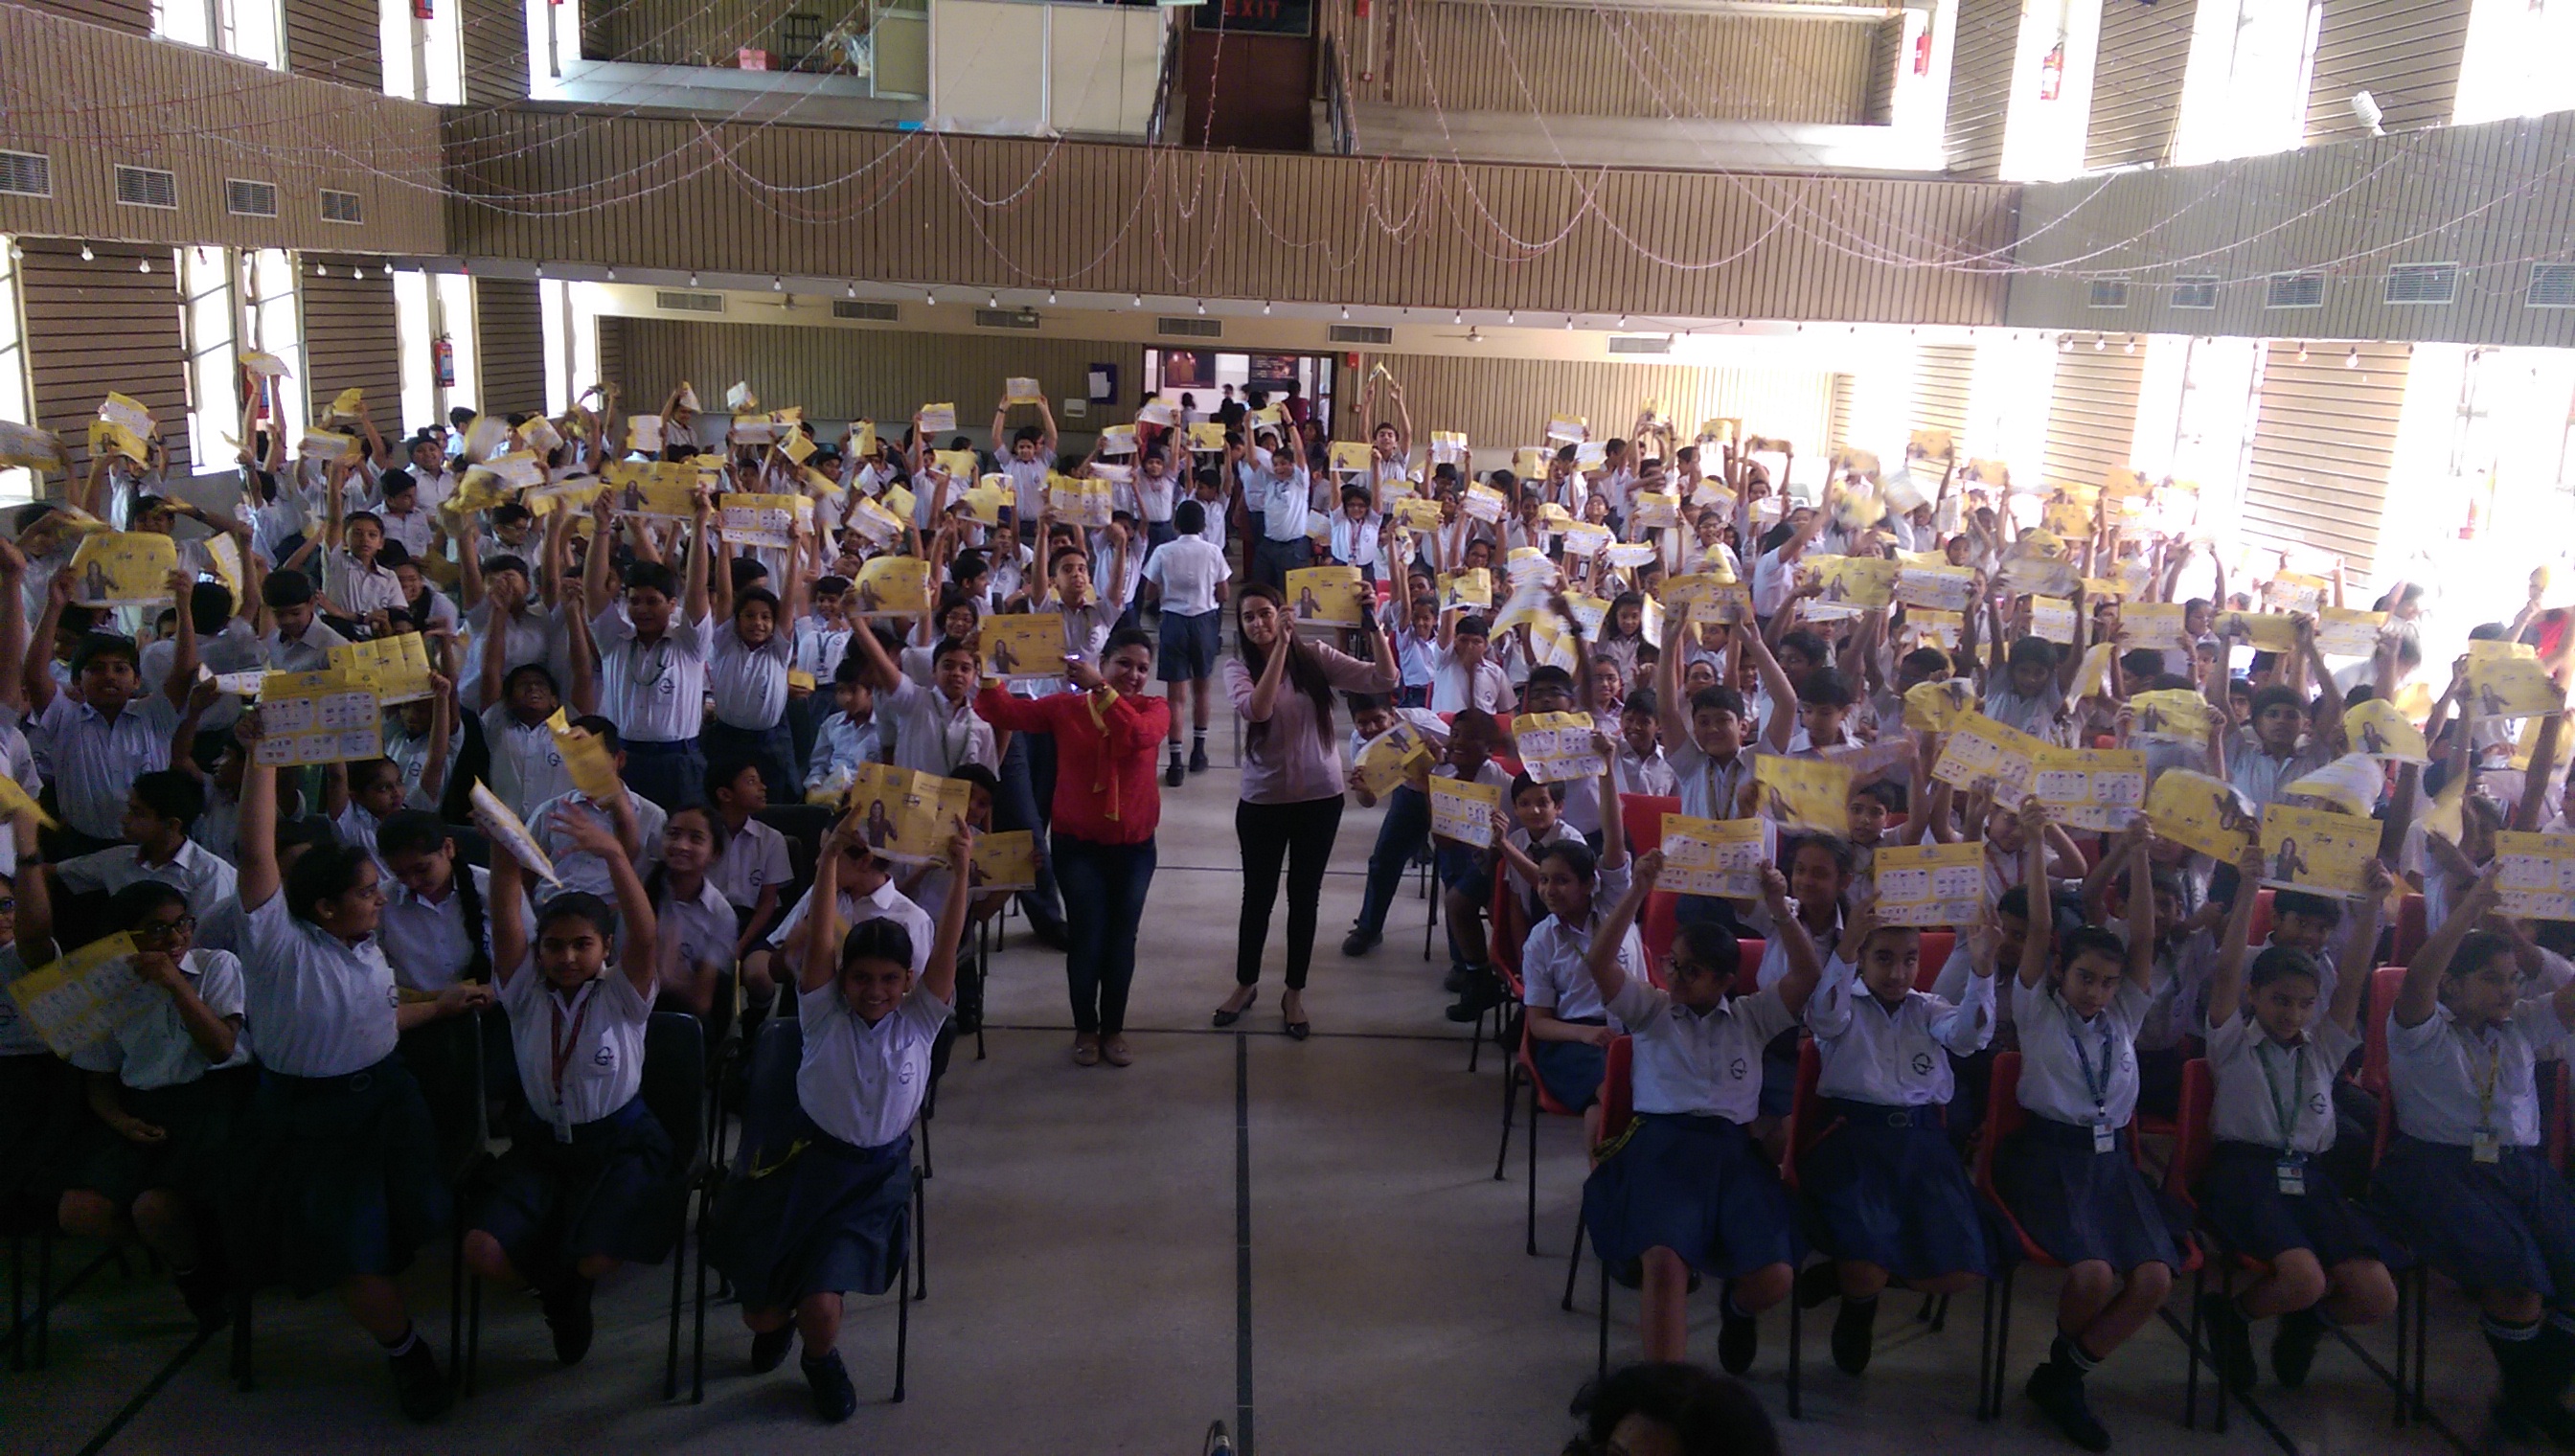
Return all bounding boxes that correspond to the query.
[444,822,492,870]
[1599,1035,1635,1147]
[733,1015,808,1173]
[1914,930,1955,991]
[2245,888,2276,946]
[1640,891,1678,982]
[2360,965,2405,1097]
[1781,1036,1824,1187]
[1736,939,1766,990]
[754,804,833,918]
[1971,1050,2025,1195]
[1489,871,1527,990]
[1618,792,1681,858]
[2165,1057,2216,1201]
[639,1011,708,1177]
[2393,892,2428,965]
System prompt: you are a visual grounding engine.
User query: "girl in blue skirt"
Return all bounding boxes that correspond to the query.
[1580,850,1822,1376]
[2193,845,2397,1393]
[1517,746,1643,1141]
[1999,808,2178,1451]
[464,805,675,1368]
[2377,863,2575,1444]
[1796,896,2000,1375]
[714,806,973,1422]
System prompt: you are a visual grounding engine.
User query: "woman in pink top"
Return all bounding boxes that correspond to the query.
[1215,584,1399,1038]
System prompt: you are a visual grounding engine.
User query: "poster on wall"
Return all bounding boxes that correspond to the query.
[1246,353,1303,389]
[1160,350,1217,390]
[1194,0,1313,37]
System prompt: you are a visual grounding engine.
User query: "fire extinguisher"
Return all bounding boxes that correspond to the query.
[1911,25,1933,77]
[412,0,432,18]
[2038,38,2064,101]
[433,333,455,389]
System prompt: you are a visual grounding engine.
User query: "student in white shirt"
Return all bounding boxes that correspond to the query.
[53,879,250,1329]
[24,567,194,853]
[527,718,668,905]
[373,472,436,560]
[806,655,882,793]
[1515,749,1640,1131]
[581,490,716,811]
[225,724,492,1422]
[329,755,426,879]
[1425,613,1510,714]
[482,661,587,821]
[991,401,1059,538]
[1796,899,1999,1376]
[460,550,566,715]
[375,809,529,993]
[466,796,670,1368]
[2190,847,2397,1399]
[1141,497,1231,785]
[259,568,351,673]
[644,804,739,1021]
[706,760,791,966]
[848,626,997,778]
[705,528,809,806]
[322,510,405,622]
[53,768,239,920]
[1579,852,1821,1372]
[712,810,972,1424]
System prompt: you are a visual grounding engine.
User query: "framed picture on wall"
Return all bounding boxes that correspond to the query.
[1194,0,1312,39]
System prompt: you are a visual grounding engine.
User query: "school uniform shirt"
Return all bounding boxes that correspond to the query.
[504,967,655,1127]
[1194,493,1230,555]
[792,625,852,688]
[245,488,308,567]
[1753,907,1840,990]
[2206,1011,2357,1154]
[1133,466,1178,525]
[1330,512,1382,572]
[1666,739,1752,822]
[143,620,262,733]
[589,607,715,744]
[1000,457,1050,520]
[2011,976,2152,1128]
[33,693,178,841]
[67,947,251,1088]
[385,724,460,812]
[1087,533,1146,611]
[2386,999,2571,1148]
[807,711,882,788]
[1424,645,1510,714]
[1389,626,1436,692]
[1504,819,1585,898]
[709,623,793,731]
[658,876,739,986]
[462,600,557,713]
[1807,952,1995,1105]
[1608,974,1797,1122]
[798,979,950,1150]
[1257,467,1316,542]
[1521,858,1643,1025]
[481,706,576,821]
[1751,547,1802,618]
[768,877,936,974]
[1982,685,2070,747]
[2229,739,2336,811]
[239,891,401,1079]
[193,786,240,865]
[56,839,238,921]
[376,505,435,559]
[1141,535,1229,617]
[325,551,404,618]
[880,675,998,777]
[712,816,793,910]
[380,864,529,993]
[526,789,667,902]
[262,617,351,674]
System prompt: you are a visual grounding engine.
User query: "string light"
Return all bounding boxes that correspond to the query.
[2346,347,2360,368]
[846,281,856,298]
[1047,290,1058,305]
[688,272,698,286]
[1196,299,1205,315]
[2124,336,2136,353]
[988,292,997,308]
[534,262,544,277]
[2296,341,2309,361]
[925,289,937,305]
[79,245,92,262]
[1262,301,1271,315]
[1506,310,1515,324]
[2093,334,2106,351]
[1339,306,1349,320]
[1133,294,1143,309]
[605,266,616,281]
[1452,309,1462,325]
[137,258,149,273]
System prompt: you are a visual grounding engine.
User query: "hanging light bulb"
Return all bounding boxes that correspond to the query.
[2124,336,2136,353]
[1262,300,1272,315]
[846,281,857,298]
[137,258,149,273]
[2093,334,2106,351]
[605,266,617,281]
[1565,315,1576,331]
[534,262,545,278]
[2345,347,2360,368]
[1452,309,1462,325]
[925,289,937,305]
[1506,309,1516,325]
[1618,314,1629,330]
[2296,341,2309,362]
[1047,290,1058,306]
[314,262,328,277]
[771,276,783,291]
[989,292,998,308]
[2058,334,2072,352]
[689,272,699,286]
[1196,300,1206,315]
[79,244,93,262]
[1339,306,1350,321]
[1132,294,1143,309]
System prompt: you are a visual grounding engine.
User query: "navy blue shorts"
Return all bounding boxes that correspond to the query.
[1158,608,1221,682]
[476,1096,679,1278]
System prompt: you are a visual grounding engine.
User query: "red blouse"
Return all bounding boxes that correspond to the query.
[972,685,1171,845]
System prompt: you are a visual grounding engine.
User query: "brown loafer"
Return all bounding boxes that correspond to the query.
[1072,1034,1101,1067]
[1101,1035,1133,1067]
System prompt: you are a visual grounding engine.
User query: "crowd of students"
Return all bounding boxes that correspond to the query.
[1,367,2572,1453]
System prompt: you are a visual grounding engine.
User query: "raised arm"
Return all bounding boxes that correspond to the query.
[2398,861,2499,1028]
[683,490,715,625]
[487,830,531,988]
[2017,798,2055,989]
[1761,863,1826,1016]
[417,674,455,806]
[2118,823,2155,992]
[2203,845,2268,1029]
[1586,848,1661,1004]
[234,716,283,911]
[23,572,68,714]
[801,805,863,993]
[921,819,974,1007]
[2330,858,2392,1034]
[1744,627,1798,753]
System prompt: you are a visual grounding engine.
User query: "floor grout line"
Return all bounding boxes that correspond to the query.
[1234,1031,1256,1456]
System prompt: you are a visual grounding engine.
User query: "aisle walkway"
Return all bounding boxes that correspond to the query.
[4,695,2496,1456]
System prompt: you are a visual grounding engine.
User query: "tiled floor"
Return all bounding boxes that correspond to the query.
[2,711,2513,1455]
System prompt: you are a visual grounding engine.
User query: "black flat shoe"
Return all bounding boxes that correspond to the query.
[751,1325,795,1374]
[1285,1019,1311,1041]
[1213,990,1258,1028]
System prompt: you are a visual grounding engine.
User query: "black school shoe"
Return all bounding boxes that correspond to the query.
[387,1337,451,1422]
[2025,1361,2111,1451]
[542,1274,597,1366]
[751,1325,795,1374]
[1444,972,1502,1022]
[804,1349,859,1422]
[1165,758,1185,789]
[1831,1295,1878,1376]
[2199,1292,2258,1393]
[173,1265,229,1332]
[2270,1308,2327,1389]
[1716,1281,1759,1374]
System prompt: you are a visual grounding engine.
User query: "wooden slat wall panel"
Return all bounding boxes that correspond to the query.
[2240,340,2409,584]
[1827,373,1856,448]
[22,239,191,479]
[604,318,1150,433]
[22,0,149,34]
[460,0,529,104]
[473,278,546,417]
[1945,0,2018,178]
[285,0,383,94]
[300,256,402,438]
[2006,111,2575,348]
[1863,16,1903,125]
[1375,6,1877,123]
[583,0,873,66]
[0,8,443,256]
[1341,351,1835,460]
[1913,342,1973,441]
[2040,344,2145,491]
[444,112,2019,326]
[2304,0,2472,146]
[596,314,626,405]
[2085,0,2193,171]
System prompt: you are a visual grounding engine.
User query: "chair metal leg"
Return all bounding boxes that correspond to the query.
[920,1117,933,1181]
[1493,1057,1517,1181]
[1977,1277,1996,1420]
[1596,1253,1610,1379]
[8,1234,21,1373]
[34,1228,49,1371]
[1787,1269,1803,1419]
[911,1173,927,1302]
[1423,864,1437,962]
[972,925,989,1061]
[2409,1265,2428,1423]
[1466,999,1484,1074]
[2211,1261,2230,1435]
[692,1183,711,1404]
[893,1205,915,1402]
[1561,1213,1586,1312]
[464,1273,482,1396]
[1525,1078,1539,1257]
[448,1224,466,1398]
[665,1208,685,1400]
[1932,1291,1949,1333]
[2183,1263,2203,1430]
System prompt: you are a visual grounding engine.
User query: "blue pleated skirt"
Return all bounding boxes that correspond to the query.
[1798,1101,2000,1282]
[1529,1035,1607,1112]
[1994,1116,2183,1272]
[2374,1136,2575,1298]
[1583,1113,1803,1280]
[2196,1141,2402,1269]
[476,1094,679,1278]
[228,1058,449,1296]
[711,1115,912,1310]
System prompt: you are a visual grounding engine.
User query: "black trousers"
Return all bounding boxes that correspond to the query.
[1234,795,1345,990]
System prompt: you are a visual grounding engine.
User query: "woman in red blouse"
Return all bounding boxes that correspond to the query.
[973,627,1170,1067]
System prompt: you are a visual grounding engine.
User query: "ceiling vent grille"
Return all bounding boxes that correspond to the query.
[1156,316,1221,338]
[2265,271,2325,309]
[1328,324,1393,345]
[655,290,726,313]
[2381,262,2458,306]
[113,165,178,210]
[1607,335,1674,355]
[832,299,899,322]
[2085,277,2131,308]
[0,150,51,197]
[2530,263,2575,309]
[973,308,1039,330]
[2171,276,2221,309]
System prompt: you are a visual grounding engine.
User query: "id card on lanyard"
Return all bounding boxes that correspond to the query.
[2473,1033,2506,1164]
[2258,1039,2309,1194]
[547,983,598,1144]
[2068,1018,2118,1153]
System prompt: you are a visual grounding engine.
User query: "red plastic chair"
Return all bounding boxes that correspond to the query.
[1737,939,1767,990]
[1640,892,1679,980]
[2245,888,2276,946]
[1496,1012,1591,1257]
[1572,1037,1636,1375]
[2392,893,2427,965]
[1473,870,1529,1074]
[1915,930,1957,991]
[1619,792,1681,858]
[2359,963,2435,1427]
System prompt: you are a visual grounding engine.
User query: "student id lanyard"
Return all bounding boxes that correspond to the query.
[2473,1035,2506,1165]
[2257,1039,2310,1194]
[547,983,599,1143]
[2068,1019,2118,1152]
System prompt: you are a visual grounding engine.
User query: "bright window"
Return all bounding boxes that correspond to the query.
[245,249,305,446]
[0,240,34,506]
[2171,0,2319,164]
[178,246,239,478]
[2456,0,2575,125]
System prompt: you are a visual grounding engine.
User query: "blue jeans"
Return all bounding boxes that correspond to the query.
[1354,784,1430,941]
[622,739,707,812]
[1052,833,1157,1036]
[996,733,1064,927]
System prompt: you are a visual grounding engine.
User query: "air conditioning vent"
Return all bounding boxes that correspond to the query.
[2265,271,2325,309]
[224,178,279,217]
[973,308,1040,330]
[832,299,898,322]
[656,290,726,314]
[319,189,362,224]
[2085,277,2130,308]
[1329,325,1393,345]
[0,150,51,197]
[2531,263,2575,310]
[1607,335,1674,355]
[2171,275,2221,310]
[1156,317,1221,338]
[2382,262,2458,307]
[113,165,178,210]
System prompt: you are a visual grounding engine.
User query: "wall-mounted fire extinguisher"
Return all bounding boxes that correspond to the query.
[2038,38,2065,101]
[1911,25,1933,77]
[433,333,455,389]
